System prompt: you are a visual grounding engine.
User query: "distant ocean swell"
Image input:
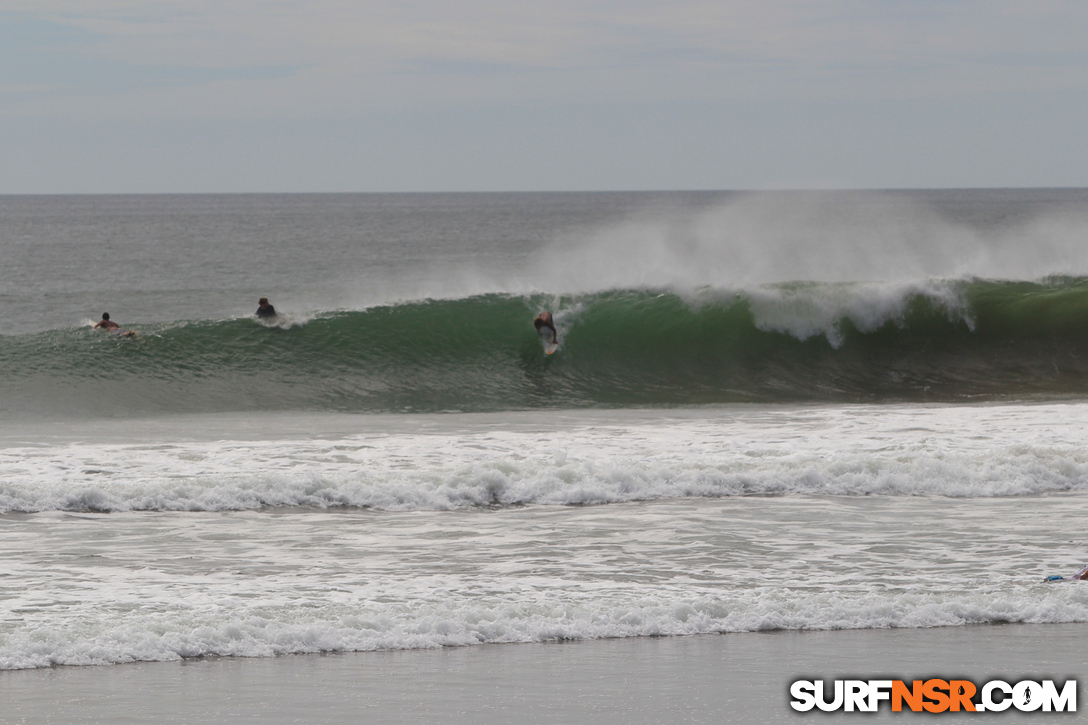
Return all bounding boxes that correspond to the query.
[5,276,1088,417]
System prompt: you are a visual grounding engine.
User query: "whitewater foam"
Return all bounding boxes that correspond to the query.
[741,279,973,347]
[2,403,1088,513]
[3,491,1088,670]
[6,584,1088,670]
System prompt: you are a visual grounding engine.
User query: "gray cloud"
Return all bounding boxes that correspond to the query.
[3,1,1088,191]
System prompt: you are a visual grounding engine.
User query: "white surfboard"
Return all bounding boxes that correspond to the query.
[540,330,559,355]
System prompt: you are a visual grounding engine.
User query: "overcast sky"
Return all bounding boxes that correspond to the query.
[3,1,1088,192]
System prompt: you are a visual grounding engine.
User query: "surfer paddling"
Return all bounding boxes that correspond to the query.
[256,297,277,319]
[93,312,137,337]
[534,311,558,344]
[93,312,119,331]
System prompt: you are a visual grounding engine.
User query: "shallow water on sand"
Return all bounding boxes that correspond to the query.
[4,490,1088,669]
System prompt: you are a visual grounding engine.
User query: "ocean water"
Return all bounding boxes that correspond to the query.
[2,190,1088,672]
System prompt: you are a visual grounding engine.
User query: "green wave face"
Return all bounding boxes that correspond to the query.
[7,277,1088,418]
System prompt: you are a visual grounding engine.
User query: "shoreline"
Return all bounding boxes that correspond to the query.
[4,623,1085,723]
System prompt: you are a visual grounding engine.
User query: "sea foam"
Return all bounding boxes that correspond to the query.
[2,403,1088,513]
[5,587,1088,670]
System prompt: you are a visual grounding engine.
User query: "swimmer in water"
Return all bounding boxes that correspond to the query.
[533,311,558,344]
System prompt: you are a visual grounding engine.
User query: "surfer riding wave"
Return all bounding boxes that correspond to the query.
[534,311,558,344]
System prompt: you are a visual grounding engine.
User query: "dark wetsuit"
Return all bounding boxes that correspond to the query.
[256,304,277,318]
[534,313,558,343]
